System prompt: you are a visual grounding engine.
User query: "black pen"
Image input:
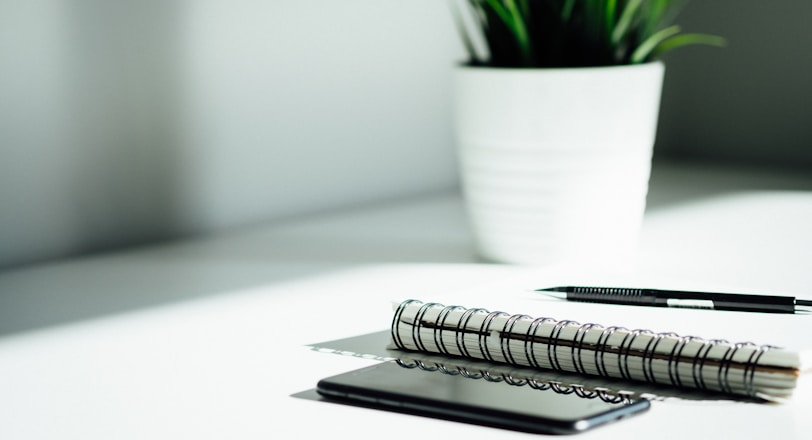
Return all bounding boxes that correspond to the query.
[538,286,812,314]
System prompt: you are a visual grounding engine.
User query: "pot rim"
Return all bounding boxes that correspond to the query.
[454,60,664,73]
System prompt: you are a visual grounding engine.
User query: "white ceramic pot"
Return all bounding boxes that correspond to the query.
[453,62,665,267]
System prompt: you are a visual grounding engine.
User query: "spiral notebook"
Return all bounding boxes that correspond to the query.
[389,299,806,401]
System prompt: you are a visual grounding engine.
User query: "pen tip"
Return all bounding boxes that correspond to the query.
[539,291,567,300]
[536,287,567,292]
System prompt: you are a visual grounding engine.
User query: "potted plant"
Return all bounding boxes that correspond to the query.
[449,0,724,266]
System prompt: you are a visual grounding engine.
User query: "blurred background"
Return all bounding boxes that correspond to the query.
[1,0,811,270]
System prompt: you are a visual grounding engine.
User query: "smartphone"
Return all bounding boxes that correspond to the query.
[316,360,650,435]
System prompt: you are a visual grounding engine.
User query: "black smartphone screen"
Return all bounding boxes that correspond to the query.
[316,360,650,434]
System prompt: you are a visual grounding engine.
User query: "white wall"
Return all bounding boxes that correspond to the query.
[0,1,464,268]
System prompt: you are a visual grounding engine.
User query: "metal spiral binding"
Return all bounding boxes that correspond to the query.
[434,305,463,356]
[744,344,772,397]
[525,316,556,370]
[501,313,531,365]
[643,332,679,384]
[390,299,420,350]
[595,326,626,378]
[391,299,776,398]
[479,310,507,362]
[573,323,603,375]
[457,307,486,359]
[394,358,634,405]
[412,302,439,353]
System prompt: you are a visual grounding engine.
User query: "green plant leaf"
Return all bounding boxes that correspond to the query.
[631,24,682,63]
[649,33,728,59]
[452,0,724,67]
[605,0,618,41]
[503,0,532,63]
[612,0,643,45]
[643,0,671,37]
[560,0,576,22]
[518,0,530,17]
[482,0,513,28]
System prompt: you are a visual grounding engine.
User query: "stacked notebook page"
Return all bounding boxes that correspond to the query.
[389,299,807,402]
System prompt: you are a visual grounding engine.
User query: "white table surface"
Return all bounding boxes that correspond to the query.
[1,160,812,439]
